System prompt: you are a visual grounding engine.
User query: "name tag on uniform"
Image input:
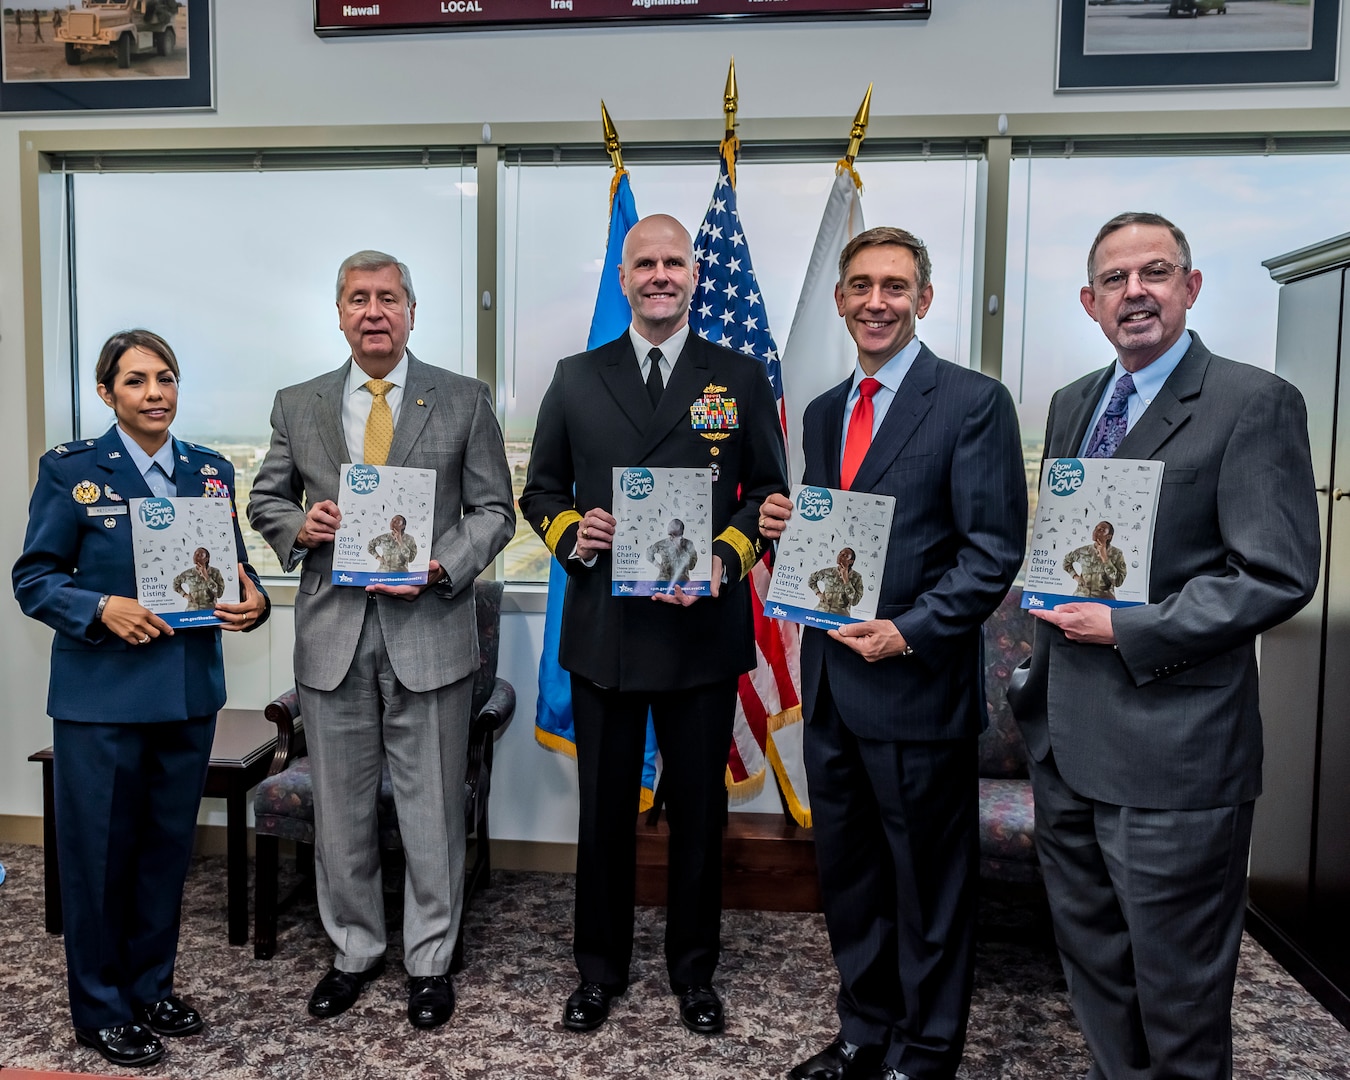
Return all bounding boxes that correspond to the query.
[86,504,128,516]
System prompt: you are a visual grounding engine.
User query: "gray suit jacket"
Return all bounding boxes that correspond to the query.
[1008,334,1320,809]
[248,353,515,693]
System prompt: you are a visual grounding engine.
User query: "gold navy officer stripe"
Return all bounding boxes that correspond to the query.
[544,510,583,556]
[717,525,758,581]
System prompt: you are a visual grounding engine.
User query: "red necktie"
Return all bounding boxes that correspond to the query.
[841,377,881,490]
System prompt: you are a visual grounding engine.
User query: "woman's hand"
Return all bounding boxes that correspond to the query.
[216,566,267,631]
[101,595,173,645]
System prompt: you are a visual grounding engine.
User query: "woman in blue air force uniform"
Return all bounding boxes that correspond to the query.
[12,329,269,1070]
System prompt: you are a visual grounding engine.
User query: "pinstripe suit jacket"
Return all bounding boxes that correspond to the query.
[800,344,1027,741]
[247,353,516,693]
[1008,334,1320,809]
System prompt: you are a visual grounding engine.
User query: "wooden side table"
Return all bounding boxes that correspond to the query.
[28,707,284,947]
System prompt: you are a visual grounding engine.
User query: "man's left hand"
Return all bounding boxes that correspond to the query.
[1031,601,1116,645]
[367,559,445,601]
[216,565,268,630]
[652,555,723,606]
[828,619,909,661]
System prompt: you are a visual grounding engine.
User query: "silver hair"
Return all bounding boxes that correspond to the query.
[335,250,416,305]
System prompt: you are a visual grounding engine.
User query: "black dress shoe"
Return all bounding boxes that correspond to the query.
[74,1023,164,1068]
[308,957,386,1018]
[407,974,455,1029]
[562,981,614,1032]
[788,1037,884,1080]
[677,984,724,1035]
[135,994,203,1037]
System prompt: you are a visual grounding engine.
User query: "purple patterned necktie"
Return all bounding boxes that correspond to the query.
[1084,372,1135,459]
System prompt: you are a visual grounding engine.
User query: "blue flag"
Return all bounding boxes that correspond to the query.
[534,173,659,807]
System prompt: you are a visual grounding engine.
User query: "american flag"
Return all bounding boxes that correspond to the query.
[691,149,803,807]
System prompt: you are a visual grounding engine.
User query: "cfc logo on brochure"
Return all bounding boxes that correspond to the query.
[796,486,834,521]
[1046,458,1086,497]
[347,464,381,495]
[618,468,656,500]
[138,497,176,530]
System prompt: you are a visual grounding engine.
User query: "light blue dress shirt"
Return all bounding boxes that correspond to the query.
[839,337,923,466]
[1077,330,1192,457]
[116,426,178,497]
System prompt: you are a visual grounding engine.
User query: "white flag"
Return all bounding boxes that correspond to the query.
[768,167,865,825]
[779,169,866,488]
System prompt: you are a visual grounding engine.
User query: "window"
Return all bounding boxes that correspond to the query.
[500,154,981,583]
[64,164,477,575]
[1001,149,1350,560]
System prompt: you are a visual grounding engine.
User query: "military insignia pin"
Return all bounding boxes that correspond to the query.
[200,464,219,477]
[103,518,117,529]
[54,444,69,454]
[73,481,100,505]
[104,485,124,502]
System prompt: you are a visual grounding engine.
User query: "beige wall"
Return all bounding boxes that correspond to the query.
[3,0,1350,840]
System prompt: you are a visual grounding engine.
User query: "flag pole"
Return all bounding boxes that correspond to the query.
[721,58,739,188]
[837,83,872,190]
[600,100,628,208]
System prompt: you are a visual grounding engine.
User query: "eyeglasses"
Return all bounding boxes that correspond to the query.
[1090,261,1188,293]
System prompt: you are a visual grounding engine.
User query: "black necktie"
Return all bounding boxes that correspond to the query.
[646,348,664,408]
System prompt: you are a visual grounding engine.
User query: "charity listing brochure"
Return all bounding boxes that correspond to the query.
[332,463,436,586]
[130,495,239,628]
[764,485,895,630]
[611,466,714,597]
[1022,456,1164,611]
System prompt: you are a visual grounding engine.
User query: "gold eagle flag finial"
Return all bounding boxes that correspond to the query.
[837,82,873,191]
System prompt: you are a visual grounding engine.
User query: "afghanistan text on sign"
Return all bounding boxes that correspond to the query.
[315,1,930,34]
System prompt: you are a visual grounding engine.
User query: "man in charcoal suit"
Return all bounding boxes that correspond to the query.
[521,213,788,1037]
[761,226,1026,1080]
[248,250,515,1029]
[1008,212,1320,1079]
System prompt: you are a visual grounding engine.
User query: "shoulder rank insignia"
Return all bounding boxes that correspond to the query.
[72,480,100,505]
[54,444,69,454]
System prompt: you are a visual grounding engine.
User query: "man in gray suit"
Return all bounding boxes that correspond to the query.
[248,250,514,1029]
[1009,212,1320,1079]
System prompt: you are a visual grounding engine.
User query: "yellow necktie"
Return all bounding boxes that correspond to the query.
[364,379,394,466]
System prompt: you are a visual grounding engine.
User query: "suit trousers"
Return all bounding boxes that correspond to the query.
[299,600,473,978]
[570,675,737,992]
[805,678,978,1080]
[53,715,215,1029]
[1030,752,1254,1080]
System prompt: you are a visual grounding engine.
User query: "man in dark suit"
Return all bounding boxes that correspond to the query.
[521,214,788,1036]
[1008,212,1320,1080]
[248,251,515,1030]
[760,226,1026,1080]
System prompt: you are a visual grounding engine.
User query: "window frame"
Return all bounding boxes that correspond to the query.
[20,109,1350,603]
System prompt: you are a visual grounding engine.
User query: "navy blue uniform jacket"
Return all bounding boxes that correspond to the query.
[13,427,268,723]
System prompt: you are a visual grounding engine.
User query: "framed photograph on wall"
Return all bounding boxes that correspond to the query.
[1,0,213,114]
[1057,0,1341,91]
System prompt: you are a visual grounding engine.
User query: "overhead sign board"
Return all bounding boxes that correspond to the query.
[314,1,931,35]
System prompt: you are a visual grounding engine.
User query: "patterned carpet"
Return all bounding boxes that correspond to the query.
[0,841,1347,1079]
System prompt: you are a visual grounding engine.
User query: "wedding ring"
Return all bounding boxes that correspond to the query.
[138,634,151,645]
